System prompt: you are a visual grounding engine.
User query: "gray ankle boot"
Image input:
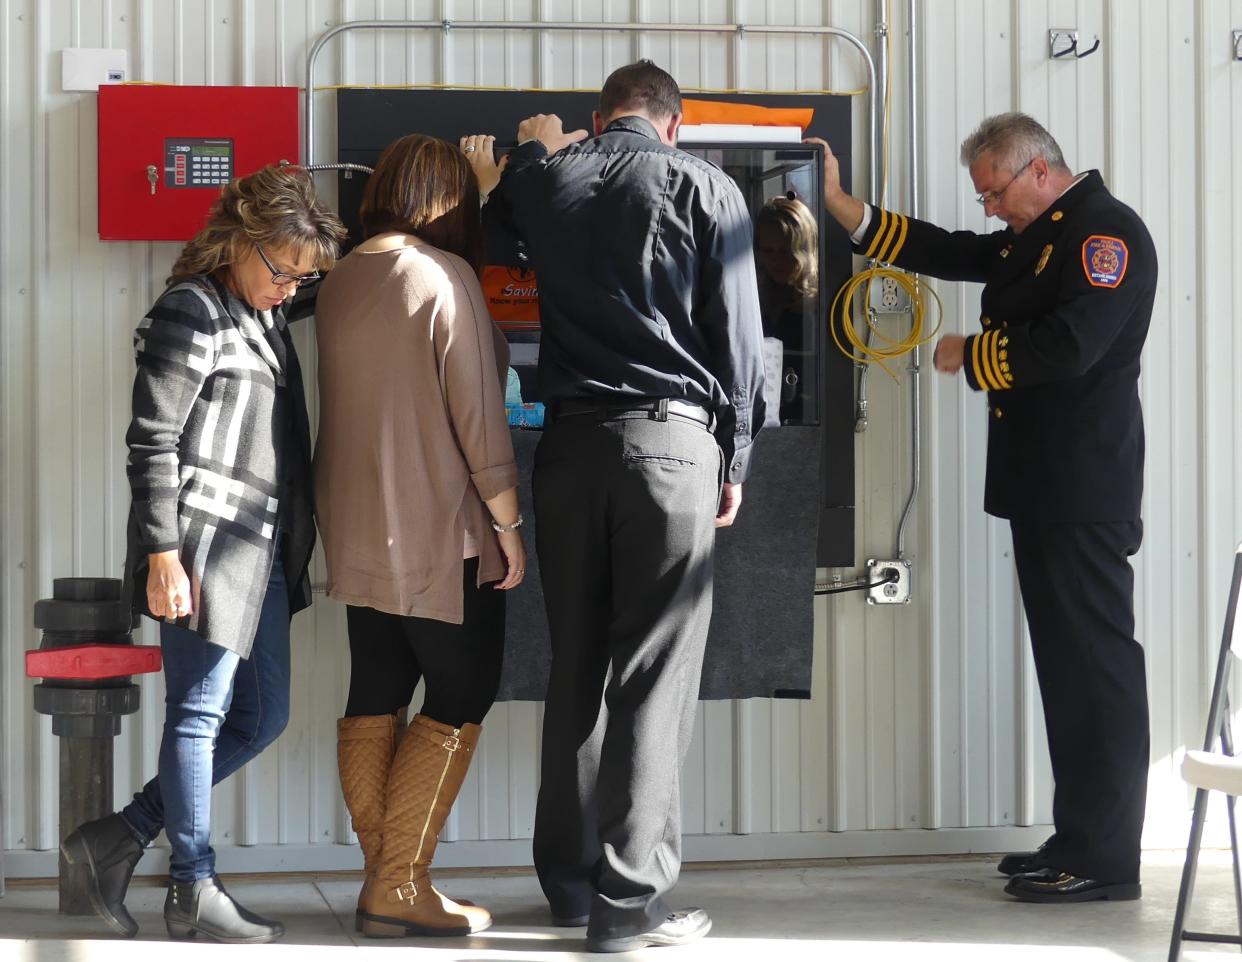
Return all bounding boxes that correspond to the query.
[163,874,285,943]
[61,812,148,938]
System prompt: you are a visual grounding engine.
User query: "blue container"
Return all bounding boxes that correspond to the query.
[506,402,545,429]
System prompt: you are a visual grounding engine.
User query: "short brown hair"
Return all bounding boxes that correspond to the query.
[359,134,483,275]
[599,60,682,123]
[168,165,345,285]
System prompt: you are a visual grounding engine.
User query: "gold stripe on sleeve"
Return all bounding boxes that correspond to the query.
[884,214,911,262]
[875,213,902,263]
[979,332,1004,391]
[970,334,988,390]
[863,208,890,258]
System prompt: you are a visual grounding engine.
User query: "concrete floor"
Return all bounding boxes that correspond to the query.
[1,851,1240,961]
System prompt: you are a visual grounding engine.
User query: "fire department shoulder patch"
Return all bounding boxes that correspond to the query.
[1082,235,1128,288]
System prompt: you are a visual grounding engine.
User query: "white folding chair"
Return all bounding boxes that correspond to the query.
[1169,543,1242,961]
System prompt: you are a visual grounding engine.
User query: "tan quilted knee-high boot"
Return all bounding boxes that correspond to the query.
[389,712,480,919]
[360,715,490,937]
[339,711,471,932]
[337,715,402,931]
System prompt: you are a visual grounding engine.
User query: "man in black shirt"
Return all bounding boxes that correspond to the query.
[468,62,765,951]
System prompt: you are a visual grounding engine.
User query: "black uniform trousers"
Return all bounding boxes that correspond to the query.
[531,410,721,940]
[1009,518,1149,884]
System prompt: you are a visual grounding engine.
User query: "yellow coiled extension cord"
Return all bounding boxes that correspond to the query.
[830,264,943,381]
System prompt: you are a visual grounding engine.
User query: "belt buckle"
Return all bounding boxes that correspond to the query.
[649,398,669,422]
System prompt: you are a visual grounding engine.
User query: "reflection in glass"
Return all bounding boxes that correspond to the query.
[684,146,823,426]
[756,197,818,425]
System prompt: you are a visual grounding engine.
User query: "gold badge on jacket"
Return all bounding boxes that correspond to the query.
[1035,244,1053,276]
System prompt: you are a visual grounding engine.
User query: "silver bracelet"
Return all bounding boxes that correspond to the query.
[491,514,524,533]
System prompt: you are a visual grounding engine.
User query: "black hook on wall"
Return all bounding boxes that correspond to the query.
[1053,35,1101,59]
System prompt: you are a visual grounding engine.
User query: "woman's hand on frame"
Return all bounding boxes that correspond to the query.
[459,134,508,198]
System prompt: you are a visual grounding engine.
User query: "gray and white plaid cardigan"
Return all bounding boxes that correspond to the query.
[124,275,316,657]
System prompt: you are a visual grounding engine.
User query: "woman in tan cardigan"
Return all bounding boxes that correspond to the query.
[313,134,525,938]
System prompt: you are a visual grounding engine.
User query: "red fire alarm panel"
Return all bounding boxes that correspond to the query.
[98,85,299,241]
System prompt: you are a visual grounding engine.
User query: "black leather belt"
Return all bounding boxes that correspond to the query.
[553,397,712,428]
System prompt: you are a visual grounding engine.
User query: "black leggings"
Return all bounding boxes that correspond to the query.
[344,557,506,728]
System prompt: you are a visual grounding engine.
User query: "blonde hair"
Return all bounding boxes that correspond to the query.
[168,165,346,285]
[757,196,819,298]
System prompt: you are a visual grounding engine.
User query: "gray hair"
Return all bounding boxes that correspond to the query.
[959,112,1069,174]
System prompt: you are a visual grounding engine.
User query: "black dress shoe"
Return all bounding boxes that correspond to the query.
[997,839,1054,876]
[164,875,285,943]
[585,908,712,953]
[1004,867,1141,903]
[61,813,148,937]
[997,851,1037,876]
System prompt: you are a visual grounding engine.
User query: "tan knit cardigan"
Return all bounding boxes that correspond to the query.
[312,239,517,623]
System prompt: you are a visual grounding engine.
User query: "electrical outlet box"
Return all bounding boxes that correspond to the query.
[869,274,910,314]
[866,559,912,605]
[62,48,128,92]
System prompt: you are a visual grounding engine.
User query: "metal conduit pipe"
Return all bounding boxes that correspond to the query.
[303,19,881,203]
[854,1,889,434]
[302,162,375,176]
[281,160,375,176]
[305,18,886,594]
[895,0,921,561]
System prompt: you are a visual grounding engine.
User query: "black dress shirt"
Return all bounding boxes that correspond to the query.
[485,115,766,483]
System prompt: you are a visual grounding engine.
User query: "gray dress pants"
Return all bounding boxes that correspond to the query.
[531,410,721,939]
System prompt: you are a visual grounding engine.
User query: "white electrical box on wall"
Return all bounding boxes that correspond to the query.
[61,48,128,92]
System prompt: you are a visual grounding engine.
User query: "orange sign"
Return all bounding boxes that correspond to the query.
[681,98,814,130]
[482,265,540,332]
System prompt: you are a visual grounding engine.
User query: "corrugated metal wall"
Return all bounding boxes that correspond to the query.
[3,0,1239,877]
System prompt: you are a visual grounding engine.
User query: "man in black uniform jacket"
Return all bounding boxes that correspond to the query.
[812,113,1156,903]
[466,62,765,949]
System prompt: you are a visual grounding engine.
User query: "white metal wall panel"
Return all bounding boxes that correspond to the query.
[3,0,1238,876]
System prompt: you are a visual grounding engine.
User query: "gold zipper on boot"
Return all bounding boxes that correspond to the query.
[401,727,462,904]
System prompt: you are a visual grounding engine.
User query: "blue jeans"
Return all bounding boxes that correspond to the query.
[122,559,291,882]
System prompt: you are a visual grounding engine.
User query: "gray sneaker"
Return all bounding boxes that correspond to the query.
[585,908,712,953]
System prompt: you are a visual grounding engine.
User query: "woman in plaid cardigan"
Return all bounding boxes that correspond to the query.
[62,166,345,944]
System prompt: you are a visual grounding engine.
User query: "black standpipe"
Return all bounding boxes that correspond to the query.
[31,578,141,914]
